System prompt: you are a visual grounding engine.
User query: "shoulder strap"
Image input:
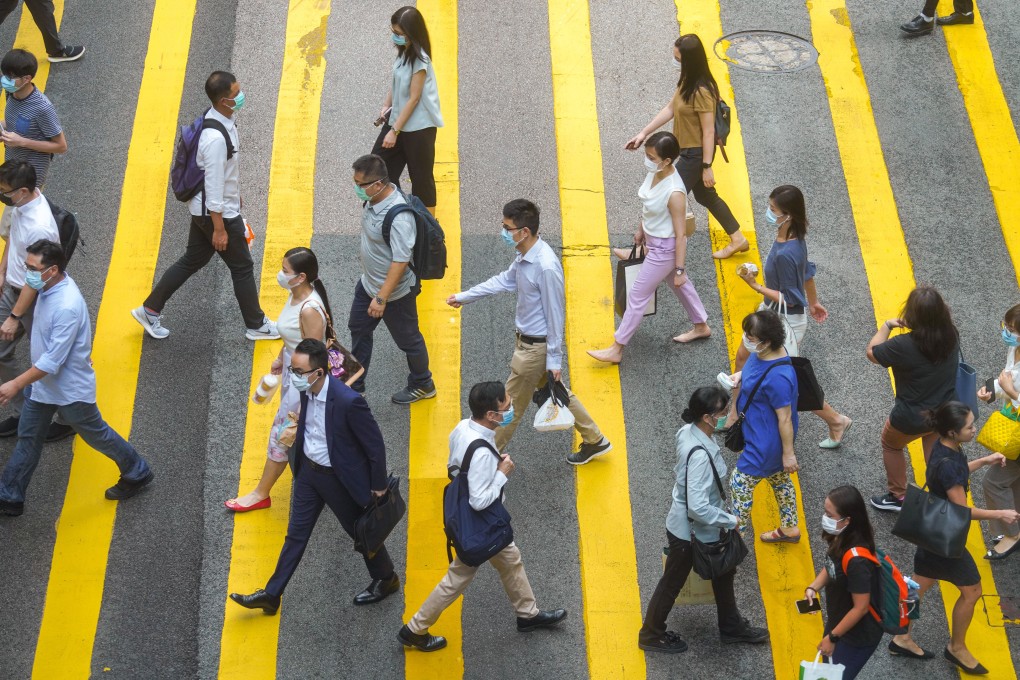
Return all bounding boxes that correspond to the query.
[684,445,725,501]
[201,118,235,159]
[737,358,793,414]
[297,298,329,340]
[453,438,499,477]
[380,195,416,247]
[841,546,879,574]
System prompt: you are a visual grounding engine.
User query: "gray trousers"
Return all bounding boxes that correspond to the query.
[983,456,1020,537]
[0,284,34,415]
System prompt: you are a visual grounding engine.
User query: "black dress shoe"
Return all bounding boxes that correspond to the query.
[397,624,447,652]
[45,422,76,443]
[0,498,24,516]
[937,12,974,25]
[0,416,18,438]
[889,639,934,659]
[985,539,1020,561]
[638,630,688,654]
[517,608,567,632]
[353,574,399,606]
[105,470,154,500]
[900,15,935,35]
[229,589,280,615]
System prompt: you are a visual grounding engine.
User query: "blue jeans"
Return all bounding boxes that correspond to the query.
[0,397,151,504]
[829,640,880,680]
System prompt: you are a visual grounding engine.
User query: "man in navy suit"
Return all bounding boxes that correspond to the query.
[229,339,398,613]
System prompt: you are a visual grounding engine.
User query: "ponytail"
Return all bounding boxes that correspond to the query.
[683,385,729,424]
[923,401,972,437]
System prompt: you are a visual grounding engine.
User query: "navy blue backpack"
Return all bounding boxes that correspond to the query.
[443,439,514,567]
[170,109,234,202]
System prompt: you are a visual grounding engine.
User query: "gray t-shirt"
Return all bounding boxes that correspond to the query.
[360,186,417,300]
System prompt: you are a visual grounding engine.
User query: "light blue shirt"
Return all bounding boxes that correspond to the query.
[388,53,443,132]
[29,276,97,405]
[665,423,738,543]
[455,239,566,371]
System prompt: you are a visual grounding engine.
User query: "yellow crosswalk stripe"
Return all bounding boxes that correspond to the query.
[807,1,1017,677]
[680,3,823,678]
[217,1,331,677]
[402,0,464,677]
[30,1,197,676]
[546,1,645,677]
[0,0,63,122]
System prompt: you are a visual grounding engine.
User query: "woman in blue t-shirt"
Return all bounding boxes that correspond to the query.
[890,402,1019,675]
[728,309,801,544]
[730,185,851,450]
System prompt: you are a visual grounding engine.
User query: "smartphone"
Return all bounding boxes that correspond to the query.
[985,377,996,399]
[373,106,392,127]
[796,598,822,614]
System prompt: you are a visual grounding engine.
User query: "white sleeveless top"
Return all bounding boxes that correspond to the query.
[276,290,327,353]
[639,170,687,238]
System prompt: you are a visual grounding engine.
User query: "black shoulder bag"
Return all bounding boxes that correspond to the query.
[685,445,748,579]
[723,359,792,452]
[892,457,972,558]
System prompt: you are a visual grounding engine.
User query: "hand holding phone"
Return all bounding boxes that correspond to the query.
[796,597,822,614]
[983,377,997,402]
[373,106,392,127]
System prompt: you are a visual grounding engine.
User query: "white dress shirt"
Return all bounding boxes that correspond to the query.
[302,382,331,466]
[6,192,59,288]
[454,238,566,370]
[448,419,507,511]
[188,107,240,218]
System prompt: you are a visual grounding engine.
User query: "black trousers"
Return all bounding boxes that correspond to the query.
[265,457,395,597]
[0,0,62,55]
[639,530,744,641]
[922,0,972,15]
[676,147,741,236]
[347,280,432,392]
[371,125,438,208]
[144,215,265,329]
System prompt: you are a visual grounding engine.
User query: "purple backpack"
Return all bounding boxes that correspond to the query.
[170,109,234,202]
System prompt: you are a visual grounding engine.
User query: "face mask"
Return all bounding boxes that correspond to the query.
[715,416,727,431]
[0,193,14,207]
[225,90,245,112]
[501,228,517,247]
[1002,327,1020,347]
[25,267,51,290]
[1,75,18,93]
[742,333,765,354]
[820,514,846,536]
[495,405,514,427]
[672,57,682,70]
[392,33,407,46]
[291,369,320,392]
[277,270,299,289]
[644,157,663,172]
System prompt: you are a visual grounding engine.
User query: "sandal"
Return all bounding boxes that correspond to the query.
[760,527,800,544]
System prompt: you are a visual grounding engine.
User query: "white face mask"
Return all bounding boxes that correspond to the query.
[672,56,682,70]
[742,333,765,354]
[277,270,299,289]
[644,156,663,172]
[820,514,846,535]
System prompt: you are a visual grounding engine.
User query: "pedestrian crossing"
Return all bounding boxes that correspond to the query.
[3,1,1020,678]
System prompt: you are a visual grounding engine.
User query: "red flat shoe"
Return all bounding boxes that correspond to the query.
[224,497,272,512]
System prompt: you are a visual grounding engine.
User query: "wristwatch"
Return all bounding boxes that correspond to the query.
[8,312,20,321]
[374,295,386,305]
[701,161,712,169]
[828,632,841,644]
[675,267,685,275]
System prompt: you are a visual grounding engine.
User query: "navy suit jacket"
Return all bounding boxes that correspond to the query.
[294,376,387,507]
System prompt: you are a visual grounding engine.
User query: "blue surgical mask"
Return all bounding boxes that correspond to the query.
[495,405,514,427]
[1003,327,1020,347]
[501,228,517,247]
[25,268,48,290]
[1,75,18,93]
[392,33,407,46]
[672,57,682,70]
[225,90,245,112]
[291,369,320,392]
[764,207,779,227]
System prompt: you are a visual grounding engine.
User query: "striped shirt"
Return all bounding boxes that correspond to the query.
[4,88,62,186]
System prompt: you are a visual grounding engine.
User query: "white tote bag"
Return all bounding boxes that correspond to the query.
[774,294,800,357]
[799,653,845,680]
[533,395,574,432]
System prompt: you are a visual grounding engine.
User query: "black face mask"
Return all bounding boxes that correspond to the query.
[0,194,14,207]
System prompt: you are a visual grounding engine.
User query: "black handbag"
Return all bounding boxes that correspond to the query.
[891,459,972,558]
[354,475,407,559]
[723,360,791,452]
[685,445,748,579]
[791,356,825,412]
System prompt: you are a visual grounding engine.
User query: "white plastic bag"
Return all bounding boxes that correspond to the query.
[533,396,574,432]
[799,653,844,680]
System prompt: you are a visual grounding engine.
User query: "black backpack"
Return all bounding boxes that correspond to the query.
[381,189,447,281]
[714,98,731,163]
[443,439,513,567]
[45,197,84,263]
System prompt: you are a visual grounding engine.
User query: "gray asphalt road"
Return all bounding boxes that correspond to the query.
[1,0,1019,678]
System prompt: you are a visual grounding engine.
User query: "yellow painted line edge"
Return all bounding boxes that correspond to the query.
[217,2,331,678]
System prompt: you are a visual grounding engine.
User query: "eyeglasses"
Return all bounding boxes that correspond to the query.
[23,262,52,273]
[287,366,319,377]
[355,177,384,188]
[500,223,524,232]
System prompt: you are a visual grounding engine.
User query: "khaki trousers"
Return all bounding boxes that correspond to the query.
[881,419,938,498]
[407,542,539,633]
[494,337,601,452]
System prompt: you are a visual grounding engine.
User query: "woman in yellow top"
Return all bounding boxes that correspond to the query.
[626,34,749,260]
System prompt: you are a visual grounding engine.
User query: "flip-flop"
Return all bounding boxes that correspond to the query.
[760,527,800,544]
[819,418,853,450]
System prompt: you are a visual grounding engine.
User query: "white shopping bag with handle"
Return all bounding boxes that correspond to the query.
[799,653,844,680]
[533,377,574,434]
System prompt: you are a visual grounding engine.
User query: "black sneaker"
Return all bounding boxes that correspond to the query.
[45,422,76,443]
[0,415,18,438]
[567,437,612,465]
[639,630,688,654]
[936,12,974,25]
[870,492,903,512]
[0,498,24,516]
[721,624,769,644]
[47,46,85,63]
[391,384,437,405]
[105,470,154,500]
[900,15,934,35]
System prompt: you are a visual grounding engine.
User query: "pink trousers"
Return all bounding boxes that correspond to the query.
[615,235,707,345]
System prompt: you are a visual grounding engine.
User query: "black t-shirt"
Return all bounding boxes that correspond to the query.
[872,333,959,435]
[824,544,884,647]
[926,440,970,499]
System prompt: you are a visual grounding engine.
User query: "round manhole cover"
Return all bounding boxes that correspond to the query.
[713,31,818,74]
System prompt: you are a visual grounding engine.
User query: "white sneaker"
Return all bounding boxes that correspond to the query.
[245,318,280,341]
[131,306,170,339]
